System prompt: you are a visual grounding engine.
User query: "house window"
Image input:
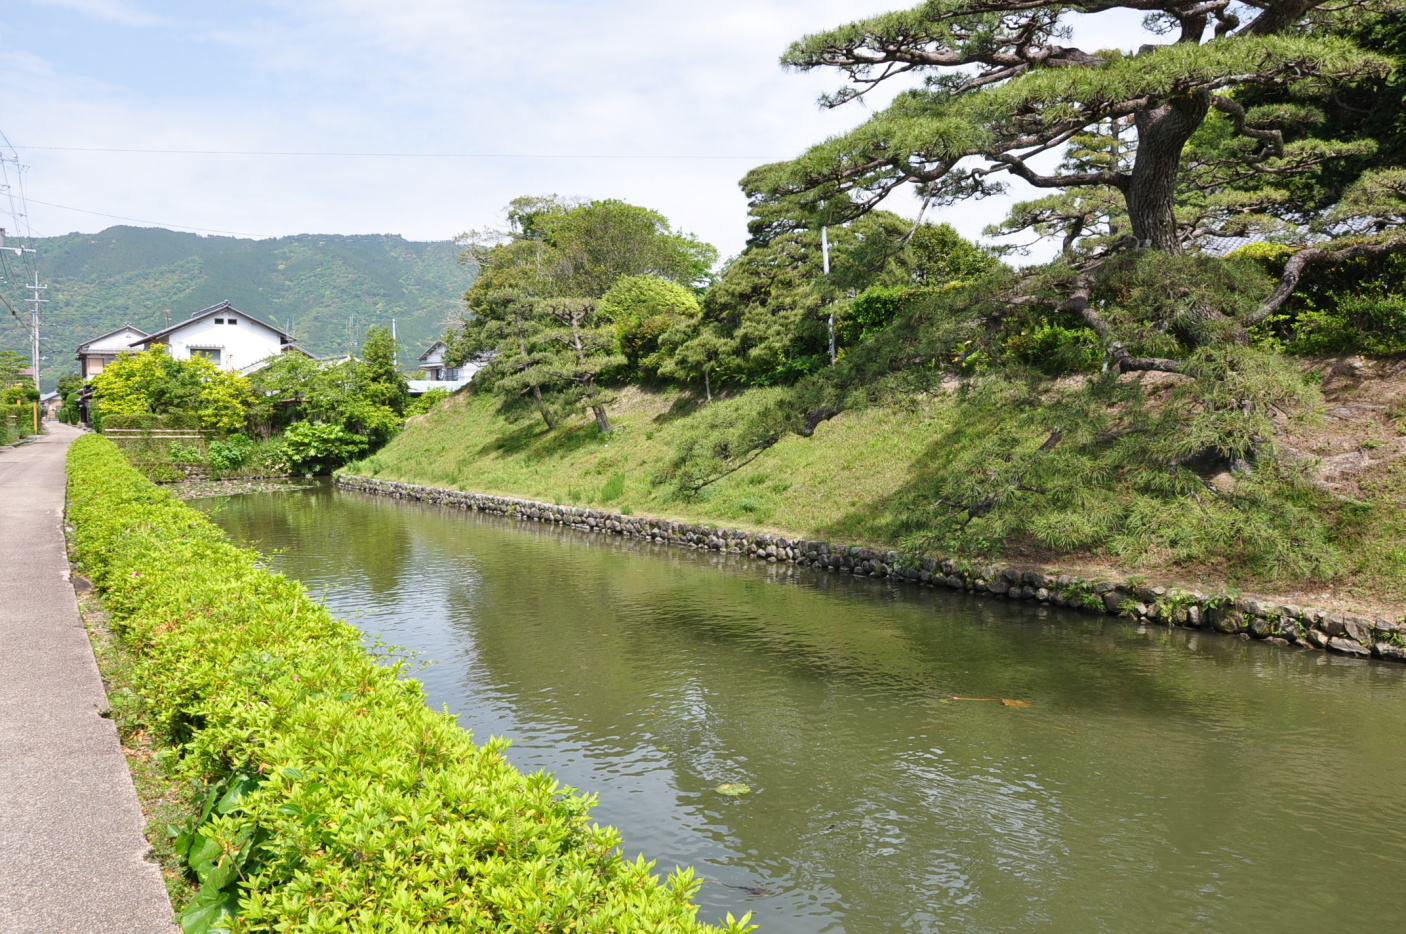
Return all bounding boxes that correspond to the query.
[228,318,238,325]
[191,348,222,365]
[214,318,224,324]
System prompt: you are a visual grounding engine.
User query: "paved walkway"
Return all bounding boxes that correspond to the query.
[0,424,175,933]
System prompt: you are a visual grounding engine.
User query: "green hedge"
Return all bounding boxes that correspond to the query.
[66,434,751,934]
[1,403,34,443]
[101,412,204,432]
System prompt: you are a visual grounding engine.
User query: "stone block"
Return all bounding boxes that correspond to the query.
[1327,637,1372,658]
[1374,642,1406,662]
[1344,617,1374,645]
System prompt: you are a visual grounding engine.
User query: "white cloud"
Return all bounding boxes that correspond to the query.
[19,0,170,28]
[0,2,1154,263]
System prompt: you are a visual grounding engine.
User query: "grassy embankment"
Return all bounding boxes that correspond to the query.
[349,367,1406,614]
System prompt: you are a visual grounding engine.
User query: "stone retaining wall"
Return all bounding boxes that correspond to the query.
[336,474,1406,664]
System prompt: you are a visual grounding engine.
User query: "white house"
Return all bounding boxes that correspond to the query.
[129,300,299,373]
[411,340,480,395]
[75,324,150,379]
[419,340,466,381]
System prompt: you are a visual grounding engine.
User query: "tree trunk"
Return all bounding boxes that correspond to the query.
[703,367,711,403]
[532,384,555,430]
[1127,92,1211,252]
[591,402,611,433]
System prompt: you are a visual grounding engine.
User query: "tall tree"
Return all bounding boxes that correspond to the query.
[699,212,996,383]
[450,197,718,429]
[501,298,624,433]
[446,290,557,429]
[360,324,409,415]
[746,0,1404,367]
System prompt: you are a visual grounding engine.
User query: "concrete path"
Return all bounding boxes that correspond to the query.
[0,424,175,933]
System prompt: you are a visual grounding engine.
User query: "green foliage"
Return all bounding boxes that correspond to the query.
[360,325,410,414]
[90,348,254,433]
[405,387,452,417]
[0,403,35,443]
[206,434,255,472]
[744,0,1403,292]
[0,349,29,388]
[249,347,406,448]
[1088,252,1275,352]
[839,285,908,346]
[1002,319,1102,376]
[1237,245,1406,355]
[699,214,995,386]
[280,421,369,476]
[66,436,752,934]
[168,442,205,465]
[454,197,716,426]
[460,197,716,306]
[101,412,203,431]
[0,349,38,405]
[599,275,701,375]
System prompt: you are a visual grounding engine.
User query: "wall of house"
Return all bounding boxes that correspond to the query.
[160,314,283,371]
[78,328,149,379]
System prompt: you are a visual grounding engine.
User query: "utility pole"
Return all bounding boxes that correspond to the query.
[822,226,835,364]
[391,318,398,369]
[26,272,47,392]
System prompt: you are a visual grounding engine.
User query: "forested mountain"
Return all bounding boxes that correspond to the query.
[0,226,476,389]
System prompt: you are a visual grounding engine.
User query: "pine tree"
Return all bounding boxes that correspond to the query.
[746,0,1405,368]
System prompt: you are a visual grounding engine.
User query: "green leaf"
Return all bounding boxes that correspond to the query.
[215,775,260,815]
[187,834,223,881]
[179,886,239,934]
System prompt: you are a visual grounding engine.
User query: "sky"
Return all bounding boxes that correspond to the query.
[0,0,1148,263]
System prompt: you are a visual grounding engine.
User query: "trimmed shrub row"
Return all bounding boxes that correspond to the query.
[1,402,36,443]
[100,411,205,432]
[67,435,750,934]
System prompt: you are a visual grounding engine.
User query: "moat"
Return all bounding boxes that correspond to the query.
[201,482,1406,934]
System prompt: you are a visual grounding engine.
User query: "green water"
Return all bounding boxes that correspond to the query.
[200,484,1406,934]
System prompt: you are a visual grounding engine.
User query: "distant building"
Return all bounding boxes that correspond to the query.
[75,324,149,380]
[128,300,300,374]
[418,340,484,383]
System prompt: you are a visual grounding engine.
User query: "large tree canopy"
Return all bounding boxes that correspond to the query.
[747,1,1397,255]
[746,0,1403,370]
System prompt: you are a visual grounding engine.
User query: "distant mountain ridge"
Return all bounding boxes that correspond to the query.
[0,226,476,389]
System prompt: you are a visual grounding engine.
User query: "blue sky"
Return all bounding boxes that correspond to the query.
[0,0,1142,261]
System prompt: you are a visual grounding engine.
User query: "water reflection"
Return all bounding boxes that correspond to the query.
[202,483,1406,934]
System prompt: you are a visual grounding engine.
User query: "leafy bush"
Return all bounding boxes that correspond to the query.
[167,442,205,465]
[206,434,255,472]
[838,284,909,347]
[102,412,204,432]
[405,388,452,417]
[66,435,752,934]
[1232,242,1406,355]
[1,403,35,442]
[280,421,370,476]
[1003,319,1103,375]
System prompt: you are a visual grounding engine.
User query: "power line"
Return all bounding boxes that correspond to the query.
[17,145,779,161]
[21,198,274,238]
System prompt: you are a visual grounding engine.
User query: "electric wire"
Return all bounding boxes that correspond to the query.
[19,145,778,161]
[21,198,274,238]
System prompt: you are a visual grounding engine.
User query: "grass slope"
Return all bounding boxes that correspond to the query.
[355,386,942,546]
[351,374,1406,615]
